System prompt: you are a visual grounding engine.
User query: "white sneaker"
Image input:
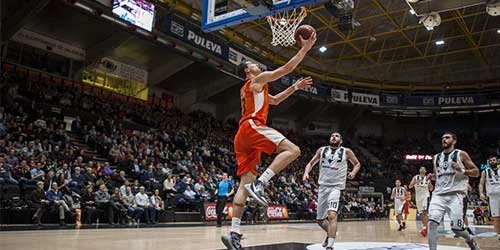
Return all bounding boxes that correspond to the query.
[221,232,242,250]
[244,180,268,207]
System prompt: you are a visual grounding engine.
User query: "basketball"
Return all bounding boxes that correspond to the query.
[294,24,315,46]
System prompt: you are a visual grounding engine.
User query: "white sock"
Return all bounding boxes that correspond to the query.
[258,169,275,186]
[327,238,335,247]
[231,217,241,234]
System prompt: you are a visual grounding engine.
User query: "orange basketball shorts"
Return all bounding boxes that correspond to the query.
[233,119,286,176]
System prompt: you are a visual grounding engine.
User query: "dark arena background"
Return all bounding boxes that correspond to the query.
[0,0,500,249]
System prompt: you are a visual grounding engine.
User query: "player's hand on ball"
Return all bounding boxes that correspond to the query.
[299,31,317,51]
[293,76,313,90]
[302,173,309,182]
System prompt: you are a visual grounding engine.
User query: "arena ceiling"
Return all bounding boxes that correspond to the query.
[182,0,500,87]
[2,0,499,96]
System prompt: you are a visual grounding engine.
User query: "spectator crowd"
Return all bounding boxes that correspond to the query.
[1,68,497,227]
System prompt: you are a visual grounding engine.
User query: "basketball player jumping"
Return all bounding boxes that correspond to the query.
[391,179,407,231]
[221,32,317,250]
[479,155,500,247]
[302,132,361,250]
[409,166,432,237]
[427,132,480,250]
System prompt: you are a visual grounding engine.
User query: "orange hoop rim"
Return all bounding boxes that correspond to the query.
[266,7,307,24]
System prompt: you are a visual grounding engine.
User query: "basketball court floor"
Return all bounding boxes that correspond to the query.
[1,220,498,250]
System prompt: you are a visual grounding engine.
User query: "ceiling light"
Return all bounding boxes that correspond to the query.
[497,29,500,33]
[420,13,441,31]
[319,46,327,53]
[435,40,445,45]
[409,9,416,15]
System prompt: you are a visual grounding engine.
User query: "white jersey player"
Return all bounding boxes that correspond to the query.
[391,180,407,231]
[479,155,500,247]
[303,132,361,250]
[409,166,432,237]
[427,132,480,250]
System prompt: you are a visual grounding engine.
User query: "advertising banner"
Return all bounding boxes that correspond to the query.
[404,154,433,160]
[98,57,148,83]
[228,47,267,71]
[266,205,289,220]
[380,94,401,106]
[281,76,330,97]
[407,95,490,107]
[203,203,233,221]
[330,89,349,103]
[12,29,86,61]
[164,15,229,60]
[351,92,380,106]
[203,203,288,221]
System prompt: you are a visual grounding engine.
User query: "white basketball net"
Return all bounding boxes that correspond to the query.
[266,7,307,47]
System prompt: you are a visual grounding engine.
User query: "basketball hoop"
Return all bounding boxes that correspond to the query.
[266,7,307,47]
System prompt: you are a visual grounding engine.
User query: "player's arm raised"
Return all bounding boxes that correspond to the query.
[346,148,361,179]
[268,76,313,105]
[478,170,486,201]
[459,151,480,177]
[303,147,321,182]
[251,32,316,89]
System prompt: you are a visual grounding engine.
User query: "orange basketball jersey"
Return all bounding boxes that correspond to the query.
[239,79,269,125]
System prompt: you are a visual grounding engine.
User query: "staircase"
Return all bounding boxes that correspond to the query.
[67,131,108,163]
[357,145,382,164]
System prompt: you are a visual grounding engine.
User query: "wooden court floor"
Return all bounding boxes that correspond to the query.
[0,220,498,250]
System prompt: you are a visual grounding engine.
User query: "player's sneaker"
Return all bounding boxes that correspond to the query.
[420,228,427,237]
[465,237,480,250]
[326,247,333,250]
[244,180,268,207]
[322,237,328,247]
[221,231,242,250]
[398,225,403,231]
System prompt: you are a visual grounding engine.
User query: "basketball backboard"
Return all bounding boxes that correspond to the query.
[202,0,327,32]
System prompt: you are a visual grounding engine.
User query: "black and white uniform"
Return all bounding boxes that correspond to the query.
[428,149,469,230]
[393,186,406,215]
[316,146,348,220]
[414,175,430,213]
[484,167,500,217]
